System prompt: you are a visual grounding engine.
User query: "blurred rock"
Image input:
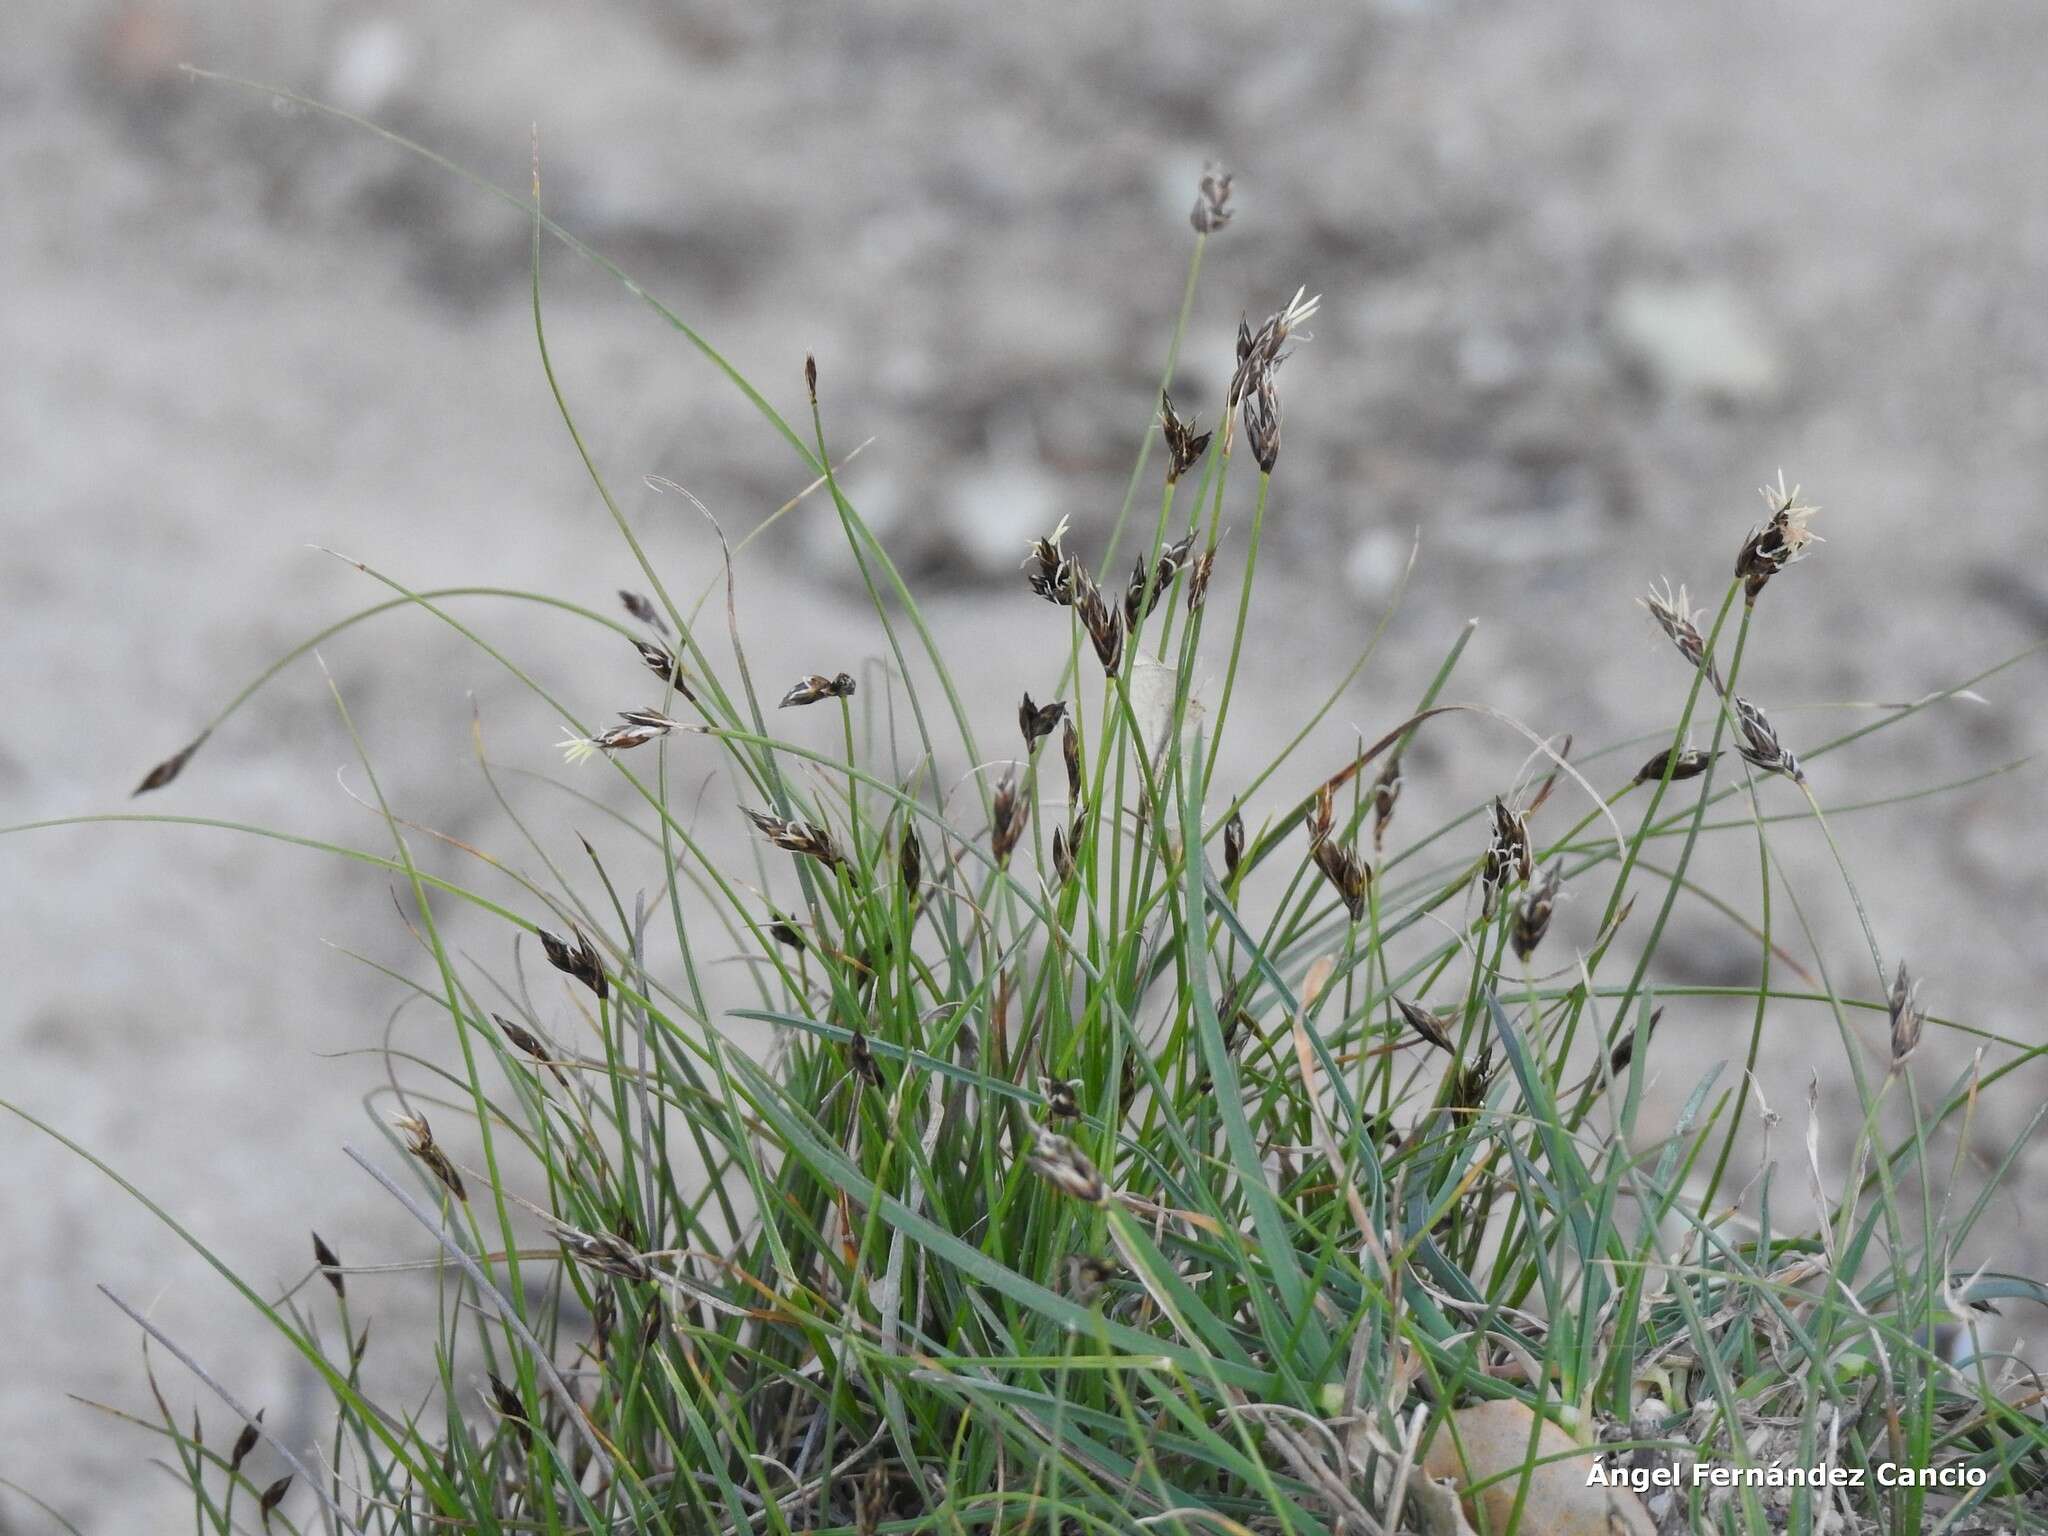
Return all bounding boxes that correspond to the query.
[1608,278,1783,404]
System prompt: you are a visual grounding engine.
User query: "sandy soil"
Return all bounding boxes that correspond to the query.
[6,1,2048,1526]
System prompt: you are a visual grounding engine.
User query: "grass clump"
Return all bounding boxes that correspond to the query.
[8,96,2048,1536]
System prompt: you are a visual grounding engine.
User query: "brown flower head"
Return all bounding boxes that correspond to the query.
[538,925,608,1000]
[1025,516,1078,605]
[1512,865,1562,961]
[1019,692,1068,752]
[1159,392,1213,483]
[779,672,857,709]
[1735,473,1823,605]
[1189,165,1233,234]
[1731,697,1804,783]
[1640,578,1723,693]
[743,807,845,866]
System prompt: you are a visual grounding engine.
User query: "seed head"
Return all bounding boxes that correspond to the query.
[1068,1254,1121,1303]
[1887,962,1926,1069]
[779,672,856,709]
[559,706,696,763]
[991,767,1029,868]
[1074,570,1126,675]
[1040,1075,1081,1119]
[1632,744,1718,787]
[133,733,208,796]
[1184,547,1217,615]
[1229,287,1321,407]
[1512,865,1562,961]
[1189,165,1233,234]
[1395,996,1455,1055]
[1223,807,1246,881]
[538,925,608,1000]
[259,1475,293,1526]
[1159,392,1213,483]
[1026,1132,1108,1205]
[1370,754,1404,853]
[1025,516,1078,605]
[311,1232,344,1300]
[1609,1007,1664,1077]
[1640,578,1723,693]
[1446,1042,1495,1117]
[230,1410,263,1473]
[1061,719,1084,805]
[1241,369,1283,474]
[1479,797,1534,919]
[849,1027,883,1089]
[743,807,845,866]
[899,829,923,904]
[632,638,697,701]
[1050,823,1075,885]
[1735,473,1823,605]
[393,1113,467,1202]
[618,589,669,636]
[1731,697,1804,783]
[1307,793,1370,922]
[558,1224,651,1283]
[1019,693,1068,752]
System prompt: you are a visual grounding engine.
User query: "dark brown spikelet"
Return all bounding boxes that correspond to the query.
[538,925,608,1000]
[1888,962,1926,1070]
[1310,830,1370,922]
[804,352,818,402]
[1223,807,1246,881]
[1050,824,1075,885]
[1190,165,1233,234]
[560,1226,650,1283]
[571,707,693,757]
[1184,546,1217,615]
[1632,745,1718,787]
[1159,392,1212,483]
[1019,693,1068,752]
[1479,797,1533,919]
[742,807,845,866]
[1024,518,1078,605]
[767,915,803,949]
[230,1410,263,1474]
[311,1232,344,1301]
[1395,996,1456,1055]
[494,1013,547,1060]
[1731,696,1804,783]
[1061,719,1084,805]
[1640,579,1724,693]
[1511,865,1561,962]
[1026,1132,1108,1205]
[632,638,696,702]
[259,1475,292,1526]
[1446,1041,1495,1118]
[640,1295,666,1348]
[1068,1254,1121,1304]
[899,829,922,904]
[779,672,856,709]
[1370,753,1403,853]
[486,1374,532,1450]
[1073,570,1125,675]
[1609,1007,1664,1078]
[618,589,669,636]
[133,732,209,796]
[1242,370,1283,473]
[991,767,1029,868]
[1735,475,1822,605]
[1040,1075,1081,1120]
[393,1113,467,1202]
[848,1027,882,1089]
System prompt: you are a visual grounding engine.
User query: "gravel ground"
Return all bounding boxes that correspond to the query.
[6,1,2048,1527]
